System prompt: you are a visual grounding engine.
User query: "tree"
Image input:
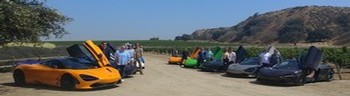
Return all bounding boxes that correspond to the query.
[278,31,305,45]
[174,36,182,40]
[306,29,332,42]
[278,18,306,45]
[149,37,159,40]
[0,0,72,45]
[181,34,192,41]
[211,31,225,40]
[336,14,350,31]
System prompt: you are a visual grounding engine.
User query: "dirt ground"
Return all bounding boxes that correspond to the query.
[1,53,350,96]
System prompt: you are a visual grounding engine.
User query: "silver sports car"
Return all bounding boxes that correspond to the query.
[226,57,259,77]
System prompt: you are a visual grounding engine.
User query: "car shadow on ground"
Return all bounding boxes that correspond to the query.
[0,82,119,92]
[197,69,225,74]
[221,73,256,79]
[249,81,300,87]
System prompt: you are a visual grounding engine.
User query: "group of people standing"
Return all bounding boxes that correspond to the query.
[175,47,236,68]
[99,42,145,81]
[197,47,214,66]
[258,48,282,67]
[173,46,282,70]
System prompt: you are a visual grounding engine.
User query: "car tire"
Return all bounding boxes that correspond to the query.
[226,72,232,77]
[117,79,122,84]
[180,64,184,68]
[60,74,76,90]
[327,69,334,81]
[13,70,26,86]
[256,77,263,82]
[295,76,305,86]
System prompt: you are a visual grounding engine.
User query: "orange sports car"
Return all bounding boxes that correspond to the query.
[12,40,122,90]
[168,56,182,64]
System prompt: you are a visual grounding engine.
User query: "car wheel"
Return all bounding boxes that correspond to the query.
[226,72,232,77]
[327,69,334,81]
[13,70,26,86]
[180,64,184,68]
[117,79,122,84]
[60,74,76,90]
[295,76,305,86]
[256,77,263,82]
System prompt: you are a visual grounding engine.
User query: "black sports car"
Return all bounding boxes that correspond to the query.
[200,46,247,72]
[257,46,334,85]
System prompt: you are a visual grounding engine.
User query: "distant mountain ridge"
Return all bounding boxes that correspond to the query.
[175,6,350,46]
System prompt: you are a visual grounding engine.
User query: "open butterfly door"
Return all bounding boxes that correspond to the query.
[236,45,248,63]
[299,46,323,70]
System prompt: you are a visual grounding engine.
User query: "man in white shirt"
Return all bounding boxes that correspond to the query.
[259,49,272,67]
[228,48,236,64]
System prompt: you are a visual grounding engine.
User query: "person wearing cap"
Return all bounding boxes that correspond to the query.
[115,46,130,81]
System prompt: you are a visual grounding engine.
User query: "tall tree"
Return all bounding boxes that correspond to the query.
[306,29,332,42]
[0,0,72,45]
[278,18,307,45]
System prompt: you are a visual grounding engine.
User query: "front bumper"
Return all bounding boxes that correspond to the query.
[258,75,300,84]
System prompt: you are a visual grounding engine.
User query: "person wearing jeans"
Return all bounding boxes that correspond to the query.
[115,46,130,81]
[134,43,144,75]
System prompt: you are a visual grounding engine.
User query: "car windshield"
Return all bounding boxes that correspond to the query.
[41,58,97,69]
[274,60,299,70]
[240,57,259,65]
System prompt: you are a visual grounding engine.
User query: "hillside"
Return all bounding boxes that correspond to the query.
[175,6,350,46]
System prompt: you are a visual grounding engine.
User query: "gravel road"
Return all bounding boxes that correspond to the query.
[1,53,350,96]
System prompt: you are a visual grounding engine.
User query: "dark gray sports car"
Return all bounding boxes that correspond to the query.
[257,46,334,85]
[226,57,259,77]
[199,46,247,72]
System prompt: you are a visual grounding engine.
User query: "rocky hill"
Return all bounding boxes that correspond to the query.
[175,6,350,46]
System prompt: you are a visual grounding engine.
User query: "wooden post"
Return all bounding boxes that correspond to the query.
[334,63,342,80]
[11,56,15,67]
[38,55,42,61]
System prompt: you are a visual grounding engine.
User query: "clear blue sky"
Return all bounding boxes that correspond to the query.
[45,0,350,41]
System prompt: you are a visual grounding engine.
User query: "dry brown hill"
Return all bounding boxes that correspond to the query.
[175,6,350,46]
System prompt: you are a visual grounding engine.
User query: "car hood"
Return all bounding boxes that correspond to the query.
[259,67,299,77]
[202,60,223,66]
[67,67,120,79]
[228,64,258,71]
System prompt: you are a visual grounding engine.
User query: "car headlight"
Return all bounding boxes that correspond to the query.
[283,74,295,78]
[294,70,302,74]
[80,74,99,81]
